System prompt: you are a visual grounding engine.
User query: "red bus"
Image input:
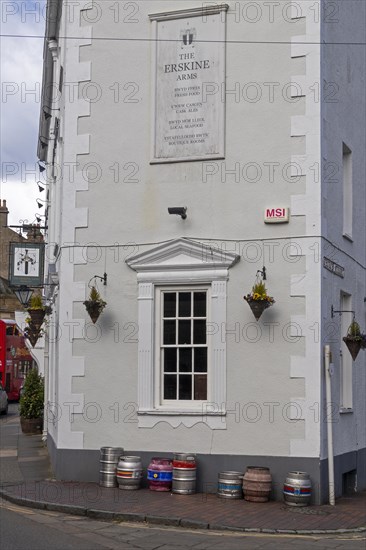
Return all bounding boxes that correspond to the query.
[0,320,35,401]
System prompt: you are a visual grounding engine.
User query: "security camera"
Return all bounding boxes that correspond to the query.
[168,207,187,220]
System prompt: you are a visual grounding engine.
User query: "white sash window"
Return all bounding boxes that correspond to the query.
[126,238,239,429]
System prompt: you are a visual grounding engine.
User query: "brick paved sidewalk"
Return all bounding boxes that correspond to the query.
[1,481,365,534]
[1,412,365,536]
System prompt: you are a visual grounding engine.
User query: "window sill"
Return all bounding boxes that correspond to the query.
[137,410,226,429]
[138,410,226,416]
[343,233,353,243]
[339,407,353,414]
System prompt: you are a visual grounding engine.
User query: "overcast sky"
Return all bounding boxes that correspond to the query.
[1,0,46,226]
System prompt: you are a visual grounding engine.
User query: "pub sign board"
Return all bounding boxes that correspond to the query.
[9,242,45,288]
[149,5,228,163]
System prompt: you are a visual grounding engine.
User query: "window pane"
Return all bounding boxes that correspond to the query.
[194,375,207,400]
[193,320,206,344]
[164,293,176,317]
[179,375,192,400]
[194,292,206,317]
[179,348,192,372]
[164,348,177,372]
[178,320,191,344]
[164,375,177,399]
[179,292,191,317]
[164,320,176,345]
[194,348,207,372]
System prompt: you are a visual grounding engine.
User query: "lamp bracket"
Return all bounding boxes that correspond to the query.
[331,306,355,319]
[88,273,107,288]
[256,266,267,280]
[7,224,47,233]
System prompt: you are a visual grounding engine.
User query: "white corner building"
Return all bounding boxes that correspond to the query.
[38,0,366,503]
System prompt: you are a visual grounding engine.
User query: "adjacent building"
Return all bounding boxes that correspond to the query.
[0,199,27,318]
[38,0,366,503]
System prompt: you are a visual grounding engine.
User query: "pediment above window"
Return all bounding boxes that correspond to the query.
[126,238,240,274]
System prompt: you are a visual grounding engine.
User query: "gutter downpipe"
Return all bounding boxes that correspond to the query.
[42,38,58,442]
[324,344,335,505]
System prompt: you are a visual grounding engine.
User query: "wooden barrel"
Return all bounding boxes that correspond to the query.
[242,466,272,502]
[283,471,312,506]
[147,457,173,491]
[117,456,143,490]
[99,447,124,488]
[172,453,196,495]
[217,471,243,499]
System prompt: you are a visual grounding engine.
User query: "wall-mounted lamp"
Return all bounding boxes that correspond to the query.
[36,198,49,209]
[39,136,51,149]
[168,207,187,220]
[38,161,46,173]
[13,285,34,307]
[43,107,60,120]
[34,213,46,224]
[37,182,45,193]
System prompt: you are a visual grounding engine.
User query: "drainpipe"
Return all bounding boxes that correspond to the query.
[324,344,335,505]
[42,39,58,443]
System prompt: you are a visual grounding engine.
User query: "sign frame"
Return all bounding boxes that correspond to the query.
[149,4,228,164]
[264,207,290,223]
[323,257,345,278]
[8,242,45,288]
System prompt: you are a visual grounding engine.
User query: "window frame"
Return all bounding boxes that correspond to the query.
[342,142,353,240]
[340,291,353,410]
[155,285,210,410]
[126,238,240,429]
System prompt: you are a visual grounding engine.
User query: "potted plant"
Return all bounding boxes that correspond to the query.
[244,278,275,321]
[83,285,107,323]
[19,368,44,434]
[343,320,365,361]
[27,294,46,331]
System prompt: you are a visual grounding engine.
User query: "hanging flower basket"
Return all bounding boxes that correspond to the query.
[245,298,272,321]
[24,326,40,348]
[23,318,45,348]
[27,309,45,331]
[343,337,362,361]
[27,294,47,331]
[244,276,275,321]
[84,286,106,324]
[343,320,366,361]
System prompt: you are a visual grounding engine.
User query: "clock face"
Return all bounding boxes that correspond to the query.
[14,247,40,277]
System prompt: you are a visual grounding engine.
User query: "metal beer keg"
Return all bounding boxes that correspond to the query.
[217,471,243,499]
[99,447,124,487]
[283,471,312,506]
[147,457,173,491]
[172,453,196,495]
[117,456,143,490]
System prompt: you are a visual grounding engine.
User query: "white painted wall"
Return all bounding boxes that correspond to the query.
[46,1,331,460]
